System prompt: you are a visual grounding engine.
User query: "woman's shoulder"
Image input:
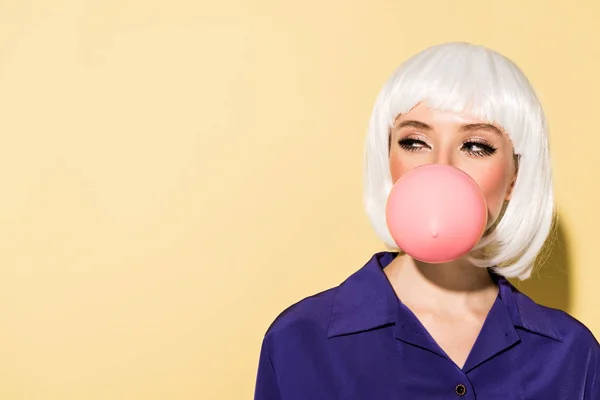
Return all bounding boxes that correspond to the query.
[262,285,339,343]
[260,251,394,343]
[549,307,598,341]
[512,288,599,350]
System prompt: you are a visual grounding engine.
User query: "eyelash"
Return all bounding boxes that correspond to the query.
[398,138,497,157]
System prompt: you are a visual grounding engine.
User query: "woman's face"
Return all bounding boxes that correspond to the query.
[389,102,518,228]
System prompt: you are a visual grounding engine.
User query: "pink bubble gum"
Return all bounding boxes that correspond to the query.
[385,164,488,263]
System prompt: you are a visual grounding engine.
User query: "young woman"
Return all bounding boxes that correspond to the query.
[254,42,599,399]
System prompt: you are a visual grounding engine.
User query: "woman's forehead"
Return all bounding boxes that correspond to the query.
[393,102,506,132]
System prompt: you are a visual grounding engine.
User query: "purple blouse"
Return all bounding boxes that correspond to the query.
[254,251,599,399]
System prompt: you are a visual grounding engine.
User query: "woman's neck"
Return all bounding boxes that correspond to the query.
[383,253,499,318]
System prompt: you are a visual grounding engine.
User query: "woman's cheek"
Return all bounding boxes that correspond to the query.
[390,151,420,183]
[470,164,511,222]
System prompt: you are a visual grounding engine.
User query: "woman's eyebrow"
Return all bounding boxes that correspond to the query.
[460,123,504,136]
[396,120,433,131]
[395,120,504,137]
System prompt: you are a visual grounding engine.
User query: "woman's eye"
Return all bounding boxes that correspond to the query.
[398,139,498,157]
[462,141,497,157]
[398,138,428,152]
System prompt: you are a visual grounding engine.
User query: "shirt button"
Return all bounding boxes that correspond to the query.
[455,384,467,396]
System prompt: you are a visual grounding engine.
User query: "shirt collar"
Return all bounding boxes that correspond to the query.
[326,251,562,342]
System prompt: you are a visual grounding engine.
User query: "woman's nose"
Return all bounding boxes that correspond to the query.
[431,148,453,166]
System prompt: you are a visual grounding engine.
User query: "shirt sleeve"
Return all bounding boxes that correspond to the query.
[585,337,600,400]
[254,336,283,400]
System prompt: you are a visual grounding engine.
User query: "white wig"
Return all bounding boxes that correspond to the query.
[363,42,555,280]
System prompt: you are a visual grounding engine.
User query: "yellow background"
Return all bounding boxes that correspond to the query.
[0,0,598,398]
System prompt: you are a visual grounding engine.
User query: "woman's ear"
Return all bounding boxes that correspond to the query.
[505,154,520,201]
[505,176,516,201]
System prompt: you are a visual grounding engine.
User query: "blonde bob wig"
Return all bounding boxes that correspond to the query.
[363,42,555,280]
